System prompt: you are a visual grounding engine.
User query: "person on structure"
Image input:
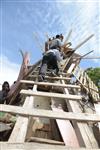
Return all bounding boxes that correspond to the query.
[38,34,64,82]
[0,81,10,104]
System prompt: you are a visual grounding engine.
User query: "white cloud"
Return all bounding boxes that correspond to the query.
[55,1,100,64]
[0,55,20,89]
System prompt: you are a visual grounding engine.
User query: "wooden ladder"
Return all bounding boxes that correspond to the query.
[0,63,100,150]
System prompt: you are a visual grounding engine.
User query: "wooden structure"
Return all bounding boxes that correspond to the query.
[0,33,100,150]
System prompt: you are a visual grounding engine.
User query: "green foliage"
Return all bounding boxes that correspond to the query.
[86,67,100,89]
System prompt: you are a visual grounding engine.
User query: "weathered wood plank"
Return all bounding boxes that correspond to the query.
[20,90,82,101]
[74,34,94,50]
[9,84,37,142]
[51,99,79,147]
[8,97,30,142]
[0,104,100,122]
[67,63,76,74]
[27,137,64,145]
[20,80,80,89]
[29,75,71,80]
[7,51,30,104]
[0,142,100,150]
[32,70,70,76]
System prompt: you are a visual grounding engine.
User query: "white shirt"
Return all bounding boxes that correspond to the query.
[49,39,62,50]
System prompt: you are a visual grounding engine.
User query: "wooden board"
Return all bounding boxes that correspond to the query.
[27,137,64,145]
[1,104,100,122]
[20,80,80,89]
[20,90,82,101]
[29,75,71,80]
[8,84,37,142]
[51,99,79,147]
[8,97,30,142]
[0,142,100,150]
[7,51,30,104]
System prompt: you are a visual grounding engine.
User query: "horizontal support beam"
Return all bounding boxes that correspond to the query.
[20,80,80,89]
[27,137,64,145]
[32,70,71,76]
[29,75,71,80]
[1,142,100,150]
[0,104,100,122]
[20,90,82,101]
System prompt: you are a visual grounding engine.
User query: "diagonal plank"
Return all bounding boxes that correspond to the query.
[20,90,82,101]
[51,100,79,147]
[27,137,65,145]
[20,80,80,89]
[0,104,100,122]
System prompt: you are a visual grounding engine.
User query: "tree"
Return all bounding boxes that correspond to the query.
[86,67,100,90]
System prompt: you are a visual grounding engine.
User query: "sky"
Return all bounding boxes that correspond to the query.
[0,0,100,87]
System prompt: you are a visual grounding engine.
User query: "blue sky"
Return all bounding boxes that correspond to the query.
[0,0,100,85]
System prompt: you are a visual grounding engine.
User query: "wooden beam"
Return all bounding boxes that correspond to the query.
[29,75,71,80]
[8,97,30,142]
[64,29,72,45]
[0,142,100,150]
[74,34,94,50]
[32,70,70,76]
[8,83,37,142]
[1,104,100,122]
[20,90,82,101]
[20,80,80,89]
[27,137,64,145]
[51,99,79,147]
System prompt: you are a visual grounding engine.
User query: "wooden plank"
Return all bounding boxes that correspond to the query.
[9,84,37,142]
[1,104,100,122]
[27,137,64,145]
[20,90,82,101]
[63,29,72,45]
[79,70,84,84]
[32,70,71,76]
[51,100,79,147]
[74,34,94,50]
[60,77,99,148]
[8,97,30,142]
[1,142,100,150]
[29,75,71,80]
[67,63,76,74]
[6,51,30,104]
[20,80,80,89]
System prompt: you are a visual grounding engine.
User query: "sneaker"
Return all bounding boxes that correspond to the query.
[50,71,57,77]
[38,75,44,82]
